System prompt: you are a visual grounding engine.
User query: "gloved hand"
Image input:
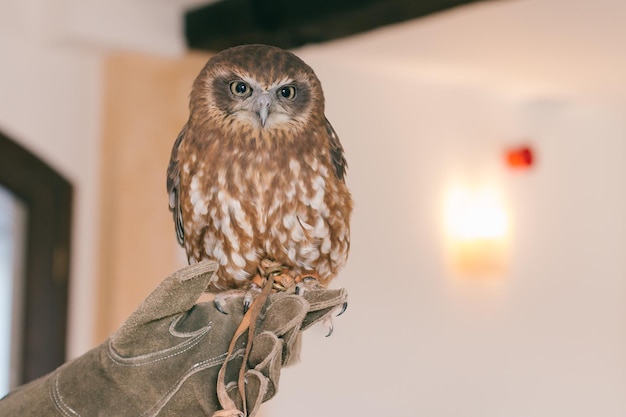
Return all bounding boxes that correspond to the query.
[0,261,347,417]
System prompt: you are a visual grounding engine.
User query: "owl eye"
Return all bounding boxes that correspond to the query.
[278,85,297,100]
[229,81,251,97]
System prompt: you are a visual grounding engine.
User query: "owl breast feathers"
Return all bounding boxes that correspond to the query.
[167,44,352,292]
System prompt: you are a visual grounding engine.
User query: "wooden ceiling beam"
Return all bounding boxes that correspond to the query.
[185,0,494,51]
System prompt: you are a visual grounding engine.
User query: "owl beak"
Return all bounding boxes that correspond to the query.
[256,94,272,127]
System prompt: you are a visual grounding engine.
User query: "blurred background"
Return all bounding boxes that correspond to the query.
[0,0,625,415]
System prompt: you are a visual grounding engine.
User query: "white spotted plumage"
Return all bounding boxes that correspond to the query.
[167,44,352,292]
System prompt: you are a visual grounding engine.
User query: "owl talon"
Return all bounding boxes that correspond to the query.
[323,316,334,337]
[295,274,322,297]
[337,301,348,317]
[243,292,253,314]
[321,302,347,337]
[302,275,320,285]
[214,298,228,315]
[213,287,262,315]
[295,282,305,296]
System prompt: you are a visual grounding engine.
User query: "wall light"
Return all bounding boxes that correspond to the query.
[444,185,510,277]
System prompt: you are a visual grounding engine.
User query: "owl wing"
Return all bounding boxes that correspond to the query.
[324,117,348,181]
[167,125,187,245]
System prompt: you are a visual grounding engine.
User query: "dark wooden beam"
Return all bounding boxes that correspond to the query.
[185,0,494,51]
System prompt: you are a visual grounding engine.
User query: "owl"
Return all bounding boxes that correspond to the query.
[167,44,352,308]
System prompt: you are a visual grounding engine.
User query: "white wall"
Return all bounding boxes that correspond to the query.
[264,13,626,417]
[0,37,102,358]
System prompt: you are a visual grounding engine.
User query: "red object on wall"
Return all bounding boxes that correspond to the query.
[505,145,534,169]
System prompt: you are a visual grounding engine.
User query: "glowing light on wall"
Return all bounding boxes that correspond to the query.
[444,185,510,277]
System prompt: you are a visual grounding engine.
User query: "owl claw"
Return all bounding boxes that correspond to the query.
[323,316,334,337]
[295,282,305,296]
[302,275,320,284]
[214,298,228,315]
[213,288,261,315]
[337,301,348,317]
[295,275,322,297]
[243,292,253,314]
[322,301,347,336]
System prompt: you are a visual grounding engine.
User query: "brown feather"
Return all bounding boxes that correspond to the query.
[167,44,352,292]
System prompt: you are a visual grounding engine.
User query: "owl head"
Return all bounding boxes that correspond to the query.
[190,44,325,133]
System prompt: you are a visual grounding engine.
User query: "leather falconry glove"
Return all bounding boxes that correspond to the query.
[0,261,348,417]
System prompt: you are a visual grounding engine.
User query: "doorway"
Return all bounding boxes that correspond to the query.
[0,131,72,395]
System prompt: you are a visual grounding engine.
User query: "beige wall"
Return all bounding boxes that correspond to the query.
[96,52,210,341]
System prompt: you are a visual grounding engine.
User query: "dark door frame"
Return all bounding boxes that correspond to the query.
[0,130,72,385]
